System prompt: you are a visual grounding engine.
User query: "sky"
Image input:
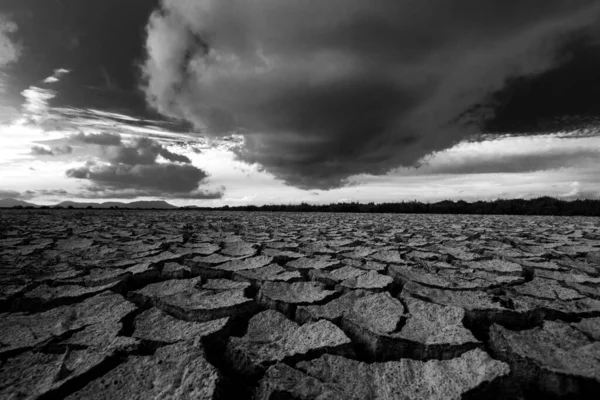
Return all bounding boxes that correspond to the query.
[0,0,599,206]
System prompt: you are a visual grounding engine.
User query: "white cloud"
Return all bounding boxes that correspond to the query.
[412,133,600,174]
[43,68,71,84]
[21,86,56,123]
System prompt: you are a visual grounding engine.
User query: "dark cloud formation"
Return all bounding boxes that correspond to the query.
[483,39,600,133]
[72,132,122,146]
[30,144,73,156]
[1,0,161,117]
[143,0,600,189]
[66,135,222,198]
[104,137,191,165]
[30,145,53,156]
[67,163,207,193]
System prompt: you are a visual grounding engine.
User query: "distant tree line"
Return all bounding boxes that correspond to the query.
[8,196,600,216]
[189,197,600,216]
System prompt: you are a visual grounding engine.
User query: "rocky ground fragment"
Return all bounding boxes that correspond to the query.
[489,320,600,398]
[132,307,229,343]
[257,281,339,319]
[256,349,512,400]
[130,277,256,322]
[1,291,136,356]
[338,270,394,292]
[226,310,353,377]
[65,343,222,400]
[233,263,302,288]
[212,255,274,278]
[1,340,137,400]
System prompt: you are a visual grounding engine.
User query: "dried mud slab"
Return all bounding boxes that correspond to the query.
[257,349,512,400]
[1,291,136,356]
[403,281,548,333]
[506,278,600,320]
[295,290,361,321]
[185,253,247,277]
[182,242,220,255]
[369,250,406,264]
[161,262,191,279]
[132,307,229,343]
[213,255,274,277]
[225,310,353,377]
[338,270,393,292]
[130,278,256,322]
[489,321,600,398]
[233,263,302,288]
[389,263,524,291]
[220,241,258,258]
[65,343,222,400]
[285,256,341,272]
[0,341,137,400]
[308,266,366,286]
[15,282,119,311]
[261,248,305,263]
[340,246,377,260]
[338,292,479,360]
[463,259,524,276]
[572,317,600,340]
[257,281,339,319]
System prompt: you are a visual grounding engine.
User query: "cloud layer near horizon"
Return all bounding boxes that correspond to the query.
[66,134,224,199]
[142,0,600,189]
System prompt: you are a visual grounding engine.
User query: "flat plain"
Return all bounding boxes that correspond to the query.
[1,210,599,399]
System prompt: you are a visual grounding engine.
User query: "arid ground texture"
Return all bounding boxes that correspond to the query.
[1,210,599,399]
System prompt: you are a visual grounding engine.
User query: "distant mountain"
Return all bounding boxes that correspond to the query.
[0,198,38,208]
[55,200,178,209]
[0,198,179,209]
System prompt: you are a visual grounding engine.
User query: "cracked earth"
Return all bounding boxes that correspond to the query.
[1,210,599,399]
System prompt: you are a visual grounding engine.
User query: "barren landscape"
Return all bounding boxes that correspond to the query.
[1,210,599,399]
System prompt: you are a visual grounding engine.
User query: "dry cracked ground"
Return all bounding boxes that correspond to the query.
[1,210,599,400]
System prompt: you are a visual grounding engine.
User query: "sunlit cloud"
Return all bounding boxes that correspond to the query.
[42,68,70,84]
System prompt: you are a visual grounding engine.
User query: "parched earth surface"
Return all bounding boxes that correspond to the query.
[1,210,599,399]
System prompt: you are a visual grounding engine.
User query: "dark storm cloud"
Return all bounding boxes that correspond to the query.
[143,0,600,189]
[30,145,53,156]
[104,136,191,165]
[1,0,161,118]
[72,132,122,146]
[66,135,218,197]
[66,162,207,193]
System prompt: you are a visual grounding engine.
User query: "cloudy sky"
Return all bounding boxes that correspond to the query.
[1,0,599,206]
